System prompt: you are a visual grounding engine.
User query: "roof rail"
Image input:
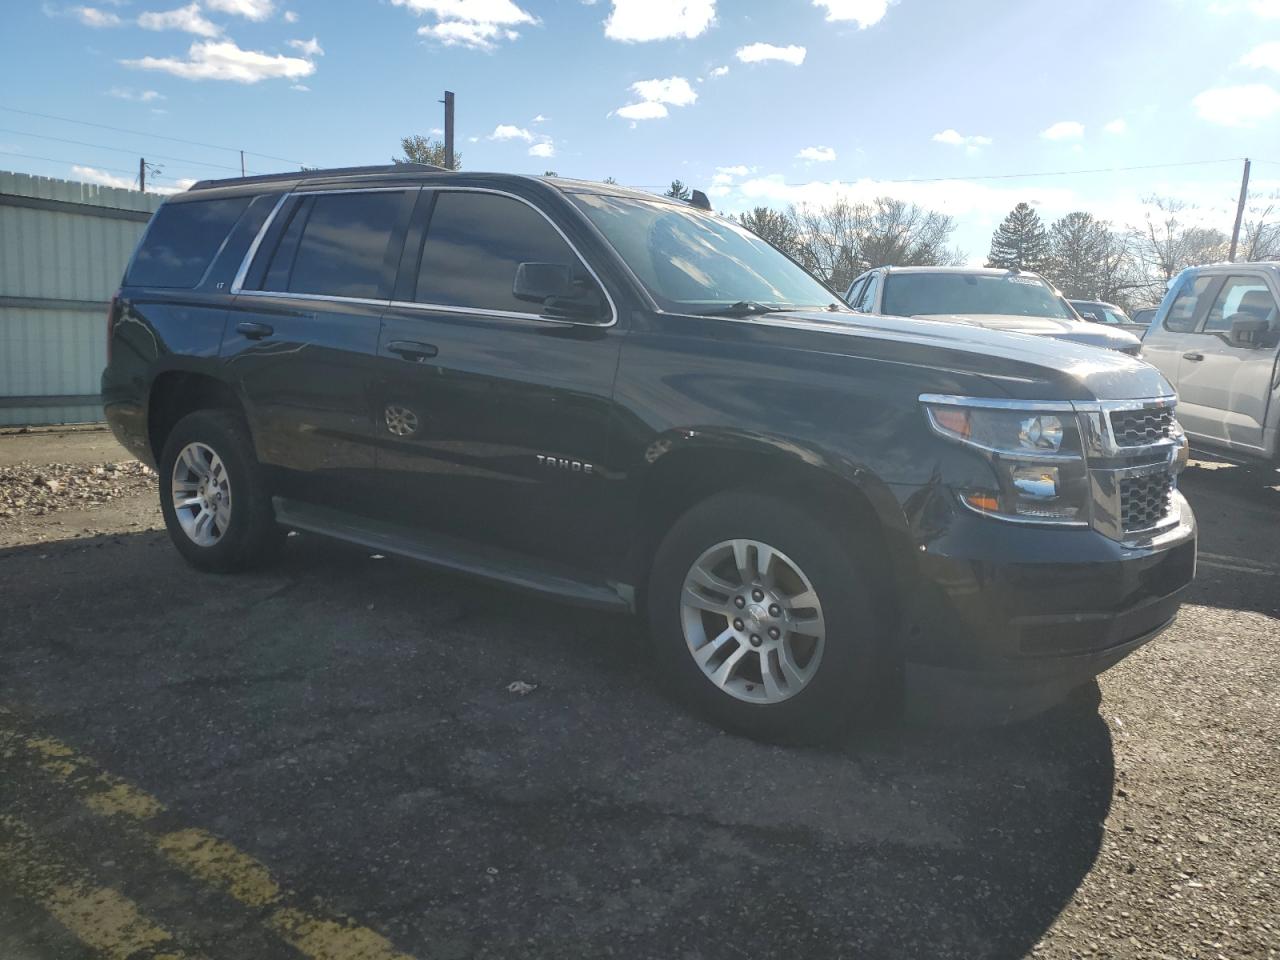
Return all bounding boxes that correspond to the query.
[189,162,447,191]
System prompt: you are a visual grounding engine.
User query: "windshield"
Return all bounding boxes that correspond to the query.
[570,193,837,314]
[882,272,1076,320]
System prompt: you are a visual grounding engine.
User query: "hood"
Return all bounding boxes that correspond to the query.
[914,313,1142,352]
[740,310,1172,403]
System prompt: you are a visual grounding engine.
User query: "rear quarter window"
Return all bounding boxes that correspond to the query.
[127,195,253,289]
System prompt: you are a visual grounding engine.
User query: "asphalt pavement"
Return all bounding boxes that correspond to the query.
[0,432,1276,960]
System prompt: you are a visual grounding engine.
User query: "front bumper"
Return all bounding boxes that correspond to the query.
[901,491,1196,724]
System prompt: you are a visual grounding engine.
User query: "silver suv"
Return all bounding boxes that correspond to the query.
[844,266,1142,354]
[1142,262,1280,462]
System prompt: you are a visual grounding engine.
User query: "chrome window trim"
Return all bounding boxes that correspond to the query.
[230,193,289,293]
[386,300,576,325]
[413,185,619,328]
[919,393,1080,413]
[231,289,391,309]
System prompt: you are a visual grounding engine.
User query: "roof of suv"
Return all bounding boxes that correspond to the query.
[184,164,676,206]
[875,266,1036,277]
[1178,261,1280,276]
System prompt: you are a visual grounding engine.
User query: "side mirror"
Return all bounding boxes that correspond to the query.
[513,262,606,322]
[1227,315,1269,348]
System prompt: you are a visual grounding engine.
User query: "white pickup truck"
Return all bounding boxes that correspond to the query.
[1142,263,1280,462]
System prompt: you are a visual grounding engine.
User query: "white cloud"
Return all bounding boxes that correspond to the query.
[932,129,992,151]
[812,0,888,27]
[205,0,273,19]
[1040,120,1085,141]
[630,76,697,106]
[291,83,309,91]
[282,9,298,22]
[72,6,122,27]
[72,165,133,189]
[529,142,555,158]
[393,0,537,50]
[490,123,534,141]
[1241,40,1280,71]
[287,36,323,56]
[796,145,836,162]
[532,113,547,123]
[603,0,715,41]
[1192,83,1280,126]
[717,164,749,177]
[735,42,806,66]
[122,39,316,82]
[616,100,669,120]
[107,87,165,101]
[1103,118,1128,134]
[1209,0,1280,14]
[613,75,697,121]
[709,64,729,77]
[138,4,222,37]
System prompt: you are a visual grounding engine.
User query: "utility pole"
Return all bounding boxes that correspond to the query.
[1229,157,1252,262]
[139,156,146,193]
[442,90,455,170]
[240,150,246,177]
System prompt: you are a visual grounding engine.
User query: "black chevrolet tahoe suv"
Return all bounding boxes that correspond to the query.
[103,164,1197,742]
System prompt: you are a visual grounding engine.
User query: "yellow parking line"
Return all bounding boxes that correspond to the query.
[0,815,204,960]
[2,718,417,960]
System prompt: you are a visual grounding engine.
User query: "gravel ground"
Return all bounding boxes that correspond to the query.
[0,459,154,524]
[0,431,1276,960]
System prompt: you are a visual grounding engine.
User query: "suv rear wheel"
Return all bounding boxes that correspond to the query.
[648,490,885,743]
[158,410,283,572]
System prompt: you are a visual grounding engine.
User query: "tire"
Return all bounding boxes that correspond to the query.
[647,490,886,744]
[157,409,283,573]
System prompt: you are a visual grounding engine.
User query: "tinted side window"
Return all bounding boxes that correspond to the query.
[845,277,867,307]
[1202,276,1276,334]
[265,192,407,299]
[415,192,586,314]
[1163,275,1214,333]
[858,273,880,312]
[127,196,252,288]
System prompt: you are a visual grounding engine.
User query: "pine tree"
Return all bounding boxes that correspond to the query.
[665,180,691,201]
[987,202,1051,272]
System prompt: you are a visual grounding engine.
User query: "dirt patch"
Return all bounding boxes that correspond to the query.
[0,460,156,525]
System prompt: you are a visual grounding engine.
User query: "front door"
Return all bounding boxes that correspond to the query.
[222,187,416,508]
[371,188,623,572]
[1173,273,1280,454]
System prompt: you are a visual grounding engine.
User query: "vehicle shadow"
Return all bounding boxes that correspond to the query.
[0,530,1114,960]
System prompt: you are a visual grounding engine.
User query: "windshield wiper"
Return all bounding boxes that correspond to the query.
[693,301,802,317]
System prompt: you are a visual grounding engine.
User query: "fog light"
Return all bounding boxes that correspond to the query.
[1011,465,1059,500]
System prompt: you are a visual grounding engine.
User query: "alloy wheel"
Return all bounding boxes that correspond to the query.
[679,538,826,704]
[170,441,232,547]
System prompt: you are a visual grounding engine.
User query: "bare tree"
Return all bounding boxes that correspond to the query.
[393,135,459,170]
[791,197,963,291]
[1239,192,1280,262]
[1131,196,1227,302]
[735,206,801,259]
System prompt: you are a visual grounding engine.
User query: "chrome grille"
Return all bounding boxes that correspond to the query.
[1109,408,1174,447]
[1119,472,1175,532]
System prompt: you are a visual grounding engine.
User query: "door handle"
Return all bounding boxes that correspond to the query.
[236,321,274,340]
[1182,351,1205,362]
[387,340,439,362]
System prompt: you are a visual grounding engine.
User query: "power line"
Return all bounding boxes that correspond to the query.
[0,105,307,167]
[0,127,263,175]
[624,157,1247,191]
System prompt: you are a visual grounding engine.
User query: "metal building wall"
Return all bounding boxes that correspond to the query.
[0,171,161,426]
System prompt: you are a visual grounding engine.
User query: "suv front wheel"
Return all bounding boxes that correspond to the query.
[158,410,283,572]
[648,490,884,743]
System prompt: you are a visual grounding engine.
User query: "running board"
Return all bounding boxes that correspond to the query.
[272,497,633,613]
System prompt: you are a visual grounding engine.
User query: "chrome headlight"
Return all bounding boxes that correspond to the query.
[922,398,1090,525]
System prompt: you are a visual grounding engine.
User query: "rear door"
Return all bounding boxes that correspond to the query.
[1173,273,1280,454]
[223,187,416,508]
[371,188,623,570]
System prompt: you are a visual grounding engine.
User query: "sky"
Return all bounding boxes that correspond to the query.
[3,0,1280,261]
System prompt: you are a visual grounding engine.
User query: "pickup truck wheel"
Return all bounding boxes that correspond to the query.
[158,410,282,573]
[648,491,882,743]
